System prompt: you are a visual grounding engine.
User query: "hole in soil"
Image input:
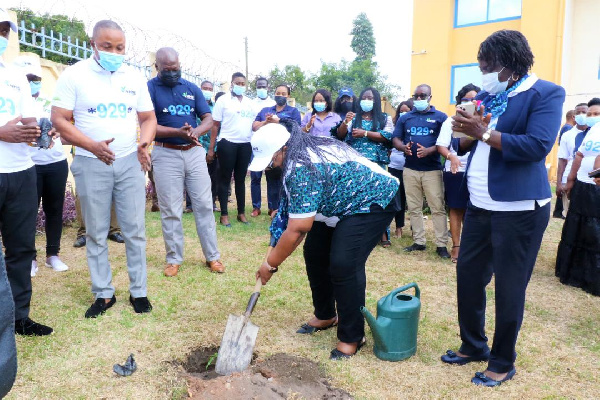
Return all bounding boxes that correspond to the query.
[182,346,258,376]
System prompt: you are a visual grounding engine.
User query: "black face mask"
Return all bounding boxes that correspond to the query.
[340,101,354,114]
[159,70,181,87]
[274,95,287,107]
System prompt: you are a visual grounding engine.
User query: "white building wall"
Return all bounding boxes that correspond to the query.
[563,0,600,108]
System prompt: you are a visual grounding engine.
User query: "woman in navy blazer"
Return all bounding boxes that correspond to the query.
[440,30,565,387]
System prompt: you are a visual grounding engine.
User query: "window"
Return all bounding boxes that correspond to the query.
[450,64,483,104]
[454,0,522,28]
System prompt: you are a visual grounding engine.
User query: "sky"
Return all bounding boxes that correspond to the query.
[7,0,414,99]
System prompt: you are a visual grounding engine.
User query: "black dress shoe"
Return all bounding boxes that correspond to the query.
[129,296,152,314]
[436,247,451,259]
[471,368,516,387]
[296,319,338,334]
[404,243,426,252]
[441,349,490,365]
[329,338,367,361]
[15,317,53,336]
[73,236,86,248]
[108,232,125,243]
[85,295,116,318]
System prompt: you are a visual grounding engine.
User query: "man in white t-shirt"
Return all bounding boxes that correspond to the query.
[556,102,588,217]
[253,76,276,113]
[0,9,54,338]
[51,20,157,319]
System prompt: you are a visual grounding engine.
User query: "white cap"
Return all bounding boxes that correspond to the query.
[0,8,18,33]
[248,123,290,172]
[13,55,43,77]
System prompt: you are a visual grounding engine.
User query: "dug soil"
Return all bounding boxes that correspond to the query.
[182,347,352,399]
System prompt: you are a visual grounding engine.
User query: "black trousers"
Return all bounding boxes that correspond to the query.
[0,167,37,321]
[216,139,252,216]
[35,159,68,257]
[303,208,394,343]
[457,202,550,373]
[0,246,17,398]
[388,167,406,228]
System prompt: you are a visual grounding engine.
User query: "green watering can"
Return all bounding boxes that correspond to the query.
[360,282,421,362]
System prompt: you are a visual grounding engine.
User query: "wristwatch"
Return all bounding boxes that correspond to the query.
[481,128,492,143]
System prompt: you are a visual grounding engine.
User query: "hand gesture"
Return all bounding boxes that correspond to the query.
[0,116,40,143]
[179,123,194,138]
[352,128,367,138]
[206,149,216,164]
[137,142,152,172]
[345,112,355,124]
[92,138,116,165]
[416,143,433,158]
[448,154,463,174]
[267,114,280,123]
[556,182,564,197]
[403,141,413,156]
[305,114,316,131]
[452,102,490,139]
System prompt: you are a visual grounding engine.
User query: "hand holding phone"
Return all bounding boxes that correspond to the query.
[452,103,476,138]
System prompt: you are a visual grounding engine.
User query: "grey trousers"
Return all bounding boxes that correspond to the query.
[0,245,17,398]
[71,152,147,299]
[152,145,220,264]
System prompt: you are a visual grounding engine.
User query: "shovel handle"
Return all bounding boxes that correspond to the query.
[244,246,272,317]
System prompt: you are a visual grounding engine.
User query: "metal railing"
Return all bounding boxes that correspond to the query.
[17,21,206,86]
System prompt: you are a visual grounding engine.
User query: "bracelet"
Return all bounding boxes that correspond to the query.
[265,261,278,273]
[364,130,368,138]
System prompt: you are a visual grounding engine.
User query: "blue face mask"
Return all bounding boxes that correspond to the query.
[414,99,429,111]
[574,114,587,126]
[30,81,42,95]
[232,85,246,96]
[95,46,124,72]
[256,88,268,99]
[360,100,374,112]
[313,102,326,112]
[586,116,600,127]
[202,90,213,101]
[0,36,8,57]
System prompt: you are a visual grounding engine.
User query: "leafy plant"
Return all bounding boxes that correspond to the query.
[205,352,218,370]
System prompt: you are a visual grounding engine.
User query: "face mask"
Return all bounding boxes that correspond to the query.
[30,81,42,95]
[0,36,8,56]
[414,99,429,111]
[202,90,213,101]
[481,67,509,95]
[95,46,125,72]
[399,112,407,117]
[159,70,181,87]
[340,102,353,114]
[232,85,246,96]
[274,95,287,107]
[586,116,600,127]
[314,102,326,112]
[574,114,587,126]
[256,88,268,99]
[360,100,374,112]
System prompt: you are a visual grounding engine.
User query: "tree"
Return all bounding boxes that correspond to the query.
[267,65,313,105]
[11,8,90,65]
[350,13,376,62]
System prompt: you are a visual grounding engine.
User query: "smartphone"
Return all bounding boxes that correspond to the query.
[588,168,600,179]
[452,102,476,139]
[36,117,53,149]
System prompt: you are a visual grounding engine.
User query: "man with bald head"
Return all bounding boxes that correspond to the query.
[147,47,224,277]
[52,20,157,318]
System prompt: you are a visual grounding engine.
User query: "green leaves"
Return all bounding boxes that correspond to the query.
[350,12,376,62]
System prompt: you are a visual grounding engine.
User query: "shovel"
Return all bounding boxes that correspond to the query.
[215,247,271,375]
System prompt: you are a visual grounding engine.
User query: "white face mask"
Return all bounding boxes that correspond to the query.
[481,67,509,95]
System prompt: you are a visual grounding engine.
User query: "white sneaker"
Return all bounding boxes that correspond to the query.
[31,260,38,277]
[45,256,69,272]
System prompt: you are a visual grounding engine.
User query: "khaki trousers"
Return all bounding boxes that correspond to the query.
[403,168,448,247]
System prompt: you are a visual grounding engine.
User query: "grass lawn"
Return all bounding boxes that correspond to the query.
[9,185,600,399]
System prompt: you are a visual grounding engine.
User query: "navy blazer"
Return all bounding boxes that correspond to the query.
[460,78,565,202]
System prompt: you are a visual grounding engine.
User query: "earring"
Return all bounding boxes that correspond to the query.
[510,72,520,81]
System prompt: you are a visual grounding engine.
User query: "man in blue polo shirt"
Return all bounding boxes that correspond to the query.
[148,47,225,277]
[392,84,450,258]
[250,84,301,217]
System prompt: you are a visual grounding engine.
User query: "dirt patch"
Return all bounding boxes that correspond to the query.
[182,348,352,399]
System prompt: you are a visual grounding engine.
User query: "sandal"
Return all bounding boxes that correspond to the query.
[451,245,460,263]
[296,318,338,334]
[329,337,367,361]
[380,240,392,248]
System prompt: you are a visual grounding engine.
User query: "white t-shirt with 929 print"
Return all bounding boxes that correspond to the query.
[212,93,256,143]
[52,57,154,159]
[0,59,36,173]
[577,124,600,184]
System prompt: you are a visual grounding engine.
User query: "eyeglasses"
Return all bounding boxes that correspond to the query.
[412,93,430,100]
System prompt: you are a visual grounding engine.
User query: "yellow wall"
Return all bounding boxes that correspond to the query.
[411,0,566,180]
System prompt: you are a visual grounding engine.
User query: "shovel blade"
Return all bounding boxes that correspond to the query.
[215,314,259,376]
